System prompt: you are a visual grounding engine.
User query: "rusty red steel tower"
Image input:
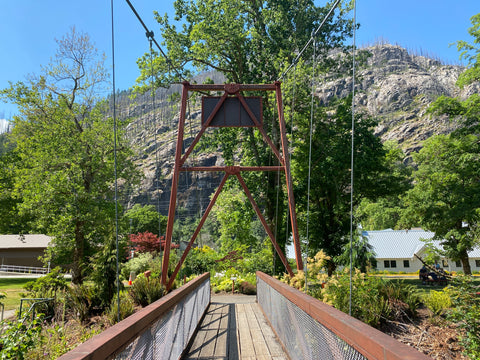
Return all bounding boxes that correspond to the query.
[161,82,303,290]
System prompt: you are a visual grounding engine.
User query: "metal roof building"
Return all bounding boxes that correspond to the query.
[0,234,52,268]
[363,229,480,273]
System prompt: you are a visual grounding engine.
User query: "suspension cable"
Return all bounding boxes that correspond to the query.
[110,0,121,323]
[278,0,342,81]
[125,0,185,82]
[149,37,163,250]
[349,0,357,317]
[284,63,298,273]
[305,37,317,293]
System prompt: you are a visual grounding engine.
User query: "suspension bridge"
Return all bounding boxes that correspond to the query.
[56,79,428,360]
[58,1,429,359]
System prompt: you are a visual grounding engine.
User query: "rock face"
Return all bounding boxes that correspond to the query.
[321,44,478,155]
[123,45,478,213]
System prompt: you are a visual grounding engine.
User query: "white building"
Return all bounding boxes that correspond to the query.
[363,229,480,273]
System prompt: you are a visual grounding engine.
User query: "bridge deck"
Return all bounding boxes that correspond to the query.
[183,294,288,360]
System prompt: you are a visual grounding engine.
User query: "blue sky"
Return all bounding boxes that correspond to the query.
[0,0,478,125]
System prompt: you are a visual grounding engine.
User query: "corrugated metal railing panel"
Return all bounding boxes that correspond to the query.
[257,276,366,360]
[115,278,210,360]
[256,272,429,360]
[58,273,211,360]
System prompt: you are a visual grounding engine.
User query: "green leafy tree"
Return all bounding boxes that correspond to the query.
[355,140,412,230]
[136,0,354,87]
[414,13,480,276]
[210,185,261,253]
[400,134,480,275]
[123,204,167,236]
[0,138,33,234]
[0,28,138,284]
[292,97,404,273]
[428,13,480,135]
[455,13,480,89]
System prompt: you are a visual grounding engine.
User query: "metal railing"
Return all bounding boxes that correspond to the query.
[19,298,55,322]
[0,264,49,274]
[256,271,430,360]
[58,272,211,360]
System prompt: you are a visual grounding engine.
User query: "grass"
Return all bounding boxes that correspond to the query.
[384,276,480,296]
[0,278,34,311]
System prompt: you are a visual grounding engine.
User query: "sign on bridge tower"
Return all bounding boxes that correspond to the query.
[162,82,303,289]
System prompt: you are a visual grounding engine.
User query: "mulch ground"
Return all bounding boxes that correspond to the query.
[381,306,468,359]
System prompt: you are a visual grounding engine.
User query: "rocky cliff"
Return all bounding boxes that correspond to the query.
[122,44,478,214]
[321,44,478,154]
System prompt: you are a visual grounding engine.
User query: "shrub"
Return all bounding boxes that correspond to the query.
[424,289,452,316]
[236,244,274,275]
[121,252,154,280]
[129,232,161,254]
[181,245,219,277]
[239,281,256,295]
[0,316,43,359]
[447,276,480,358]
[107,291,135,324]
[381,281,421,319]
[321,269,390,327]
[280,250,330,291]
[282,265,422,329]
[21,267,68,299]
[210,268,256,294]
[20,268,69,321]
[129,274,165,307]
[66,284,103,323]
[25,319,104,359]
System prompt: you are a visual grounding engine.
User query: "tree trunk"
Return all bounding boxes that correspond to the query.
[72,220,85,284]
[460,249,472,275]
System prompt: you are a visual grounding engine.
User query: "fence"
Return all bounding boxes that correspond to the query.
[256,271,429,360]
[0,264,49,274]
[58,272,211,360]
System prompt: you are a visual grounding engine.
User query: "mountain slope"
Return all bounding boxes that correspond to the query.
[123,44,479,213]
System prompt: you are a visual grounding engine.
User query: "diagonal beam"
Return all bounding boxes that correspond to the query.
[237,93,284,166]
[166,173,230,291]
[235,173,294,277]
[275,81,303,271]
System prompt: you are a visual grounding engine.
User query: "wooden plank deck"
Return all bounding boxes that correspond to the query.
[183,294,288,360]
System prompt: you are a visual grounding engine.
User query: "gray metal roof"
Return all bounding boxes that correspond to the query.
[0,234,52,249]
[363,229,434,259]
[363,229,480,259]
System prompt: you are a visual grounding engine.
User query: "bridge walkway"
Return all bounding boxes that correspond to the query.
[183,294,287,360]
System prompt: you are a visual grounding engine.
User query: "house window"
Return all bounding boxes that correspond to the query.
[403,260,410,268]
[384,260,397,268]
[455,261,461,267]
[442,259,448,268]
[475,260,480,268]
